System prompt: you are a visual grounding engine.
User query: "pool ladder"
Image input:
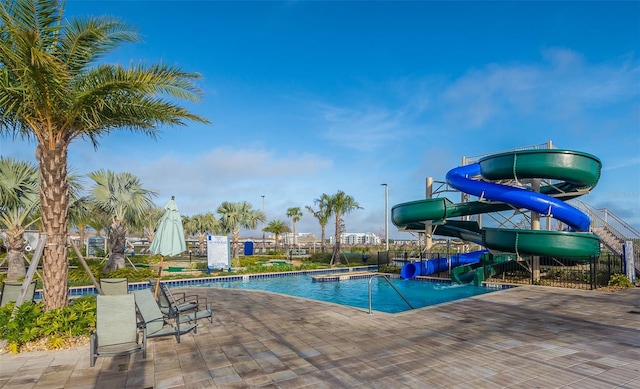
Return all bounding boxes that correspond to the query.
[368,274,415,314]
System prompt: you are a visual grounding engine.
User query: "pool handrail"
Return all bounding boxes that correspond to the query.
[368,274,414,314]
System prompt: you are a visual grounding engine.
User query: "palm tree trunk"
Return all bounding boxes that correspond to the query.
[36,143,70,310]
[5,228,26,281]
[293,221,297,248]
[104,220,127,272]
[196,234,203,255]
[331,213,342,266]
[231,228,239,265]
[320,227,326,253]
[78,225,86,255]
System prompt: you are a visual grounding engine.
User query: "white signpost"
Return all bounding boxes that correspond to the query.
[624,241,636,284]
[207,235,230,270]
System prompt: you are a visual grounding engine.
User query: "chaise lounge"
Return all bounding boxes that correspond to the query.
[133,288,197,343]
[90,294,146,367]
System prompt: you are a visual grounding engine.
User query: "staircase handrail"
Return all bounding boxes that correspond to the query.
[568,199,640,241]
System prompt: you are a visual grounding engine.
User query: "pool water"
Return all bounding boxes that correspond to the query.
[199,275,497,313]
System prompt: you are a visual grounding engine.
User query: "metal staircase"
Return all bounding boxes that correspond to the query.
[568,199,640,275]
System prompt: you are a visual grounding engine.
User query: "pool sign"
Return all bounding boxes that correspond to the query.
[207,235,230,270]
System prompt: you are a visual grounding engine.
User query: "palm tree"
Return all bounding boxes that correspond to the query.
[0,0,209,309]
[88,170,157,272]
[140,205,165,245]
[217,201,265,265]
[328,191,362,266]
[86,205,111,238]
[0,157,40,280]
[184,212,220,255]
[286,207,303,250]
[306,193,331,253]
[68,195,90,249]
[263,220,291,252]
[67,169,93,252]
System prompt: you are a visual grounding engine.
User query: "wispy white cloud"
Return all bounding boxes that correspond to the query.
[314,47,639,152]
[440,47,639,128]
[603,156,640,171]
[320,105,413,151]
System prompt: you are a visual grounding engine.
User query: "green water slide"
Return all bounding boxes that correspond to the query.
[391,149,602,258]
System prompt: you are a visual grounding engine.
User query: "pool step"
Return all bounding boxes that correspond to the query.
[312,272,396,282]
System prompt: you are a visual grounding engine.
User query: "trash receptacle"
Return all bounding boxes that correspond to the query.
[243,241,254,256]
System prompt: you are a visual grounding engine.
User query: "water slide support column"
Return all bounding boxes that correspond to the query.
[532,179,541,282]
[425,177,433,253]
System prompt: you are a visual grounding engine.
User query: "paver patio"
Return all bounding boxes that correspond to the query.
[1,285,639,388]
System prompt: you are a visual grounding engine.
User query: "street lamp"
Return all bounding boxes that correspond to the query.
[261,195,265,253]
[381,183,389,251]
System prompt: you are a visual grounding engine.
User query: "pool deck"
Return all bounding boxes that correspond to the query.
[1,285,639,388]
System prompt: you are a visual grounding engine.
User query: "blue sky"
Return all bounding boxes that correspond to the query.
[3,1,639,239]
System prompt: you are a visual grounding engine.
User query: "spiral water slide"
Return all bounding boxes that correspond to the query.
[392,149,602,259]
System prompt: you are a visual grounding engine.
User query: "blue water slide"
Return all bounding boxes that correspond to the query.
[446,163,591,232]
[400,250,489,279]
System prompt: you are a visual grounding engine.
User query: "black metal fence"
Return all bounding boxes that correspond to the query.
[377,250,626,290]
[483,254,625,289]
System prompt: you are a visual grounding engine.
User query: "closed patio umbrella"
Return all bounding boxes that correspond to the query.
[150,196,186,298]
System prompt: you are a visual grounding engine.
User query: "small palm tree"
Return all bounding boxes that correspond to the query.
[217,201,265,264]
[306,193,331,253]
[0,157,40,280]
[0,0,209,309]
[86,205,111,238]
[88,170,157,272]
[140,206,165,244]
[67,170,92,251]
[184,212,221,255]
[263,220,291,251]
[329,191,362,266]
[286,207,303,249]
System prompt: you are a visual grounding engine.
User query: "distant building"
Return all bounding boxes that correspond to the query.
[281,232,319,246]
[329,232,381,246]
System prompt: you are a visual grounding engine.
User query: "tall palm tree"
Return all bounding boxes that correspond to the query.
[286,207,303,249]
[184,212,220,255]
[0,157,40,280]
[217,201,265,265]
[263,220,291,252]
[306,193,331,253]
[328,191,362,266]
[88,170,157,272]
[0,0,209,309]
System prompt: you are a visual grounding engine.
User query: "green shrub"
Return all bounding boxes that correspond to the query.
[310,252,332,263]
[186,262,208,270]
[107,267,155,281]
[0,296,96,354]
[378,265,401,274]
[608,273,633,288]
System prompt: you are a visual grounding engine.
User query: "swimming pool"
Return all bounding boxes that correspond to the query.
[197,274,499,313]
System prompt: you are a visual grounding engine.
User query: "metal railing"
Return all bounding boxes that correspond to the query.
[568,199,640,241]
[483,255,625,289]
[463,141,555,165]
[368,274,414,314]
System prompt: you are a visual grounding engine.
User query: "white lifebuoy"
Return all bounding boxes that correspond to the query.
[24,245,33,252]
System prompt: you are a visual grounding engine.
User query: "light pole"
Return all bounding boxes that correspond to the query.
[261,195,265,253]
[381,183,389,251]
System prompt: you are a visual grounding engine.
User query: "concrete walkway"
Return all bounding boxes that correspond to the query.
[1,285,639,388]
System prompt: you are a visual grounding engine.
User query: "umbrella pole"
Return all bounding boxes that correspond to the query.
[154,255,164,299]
